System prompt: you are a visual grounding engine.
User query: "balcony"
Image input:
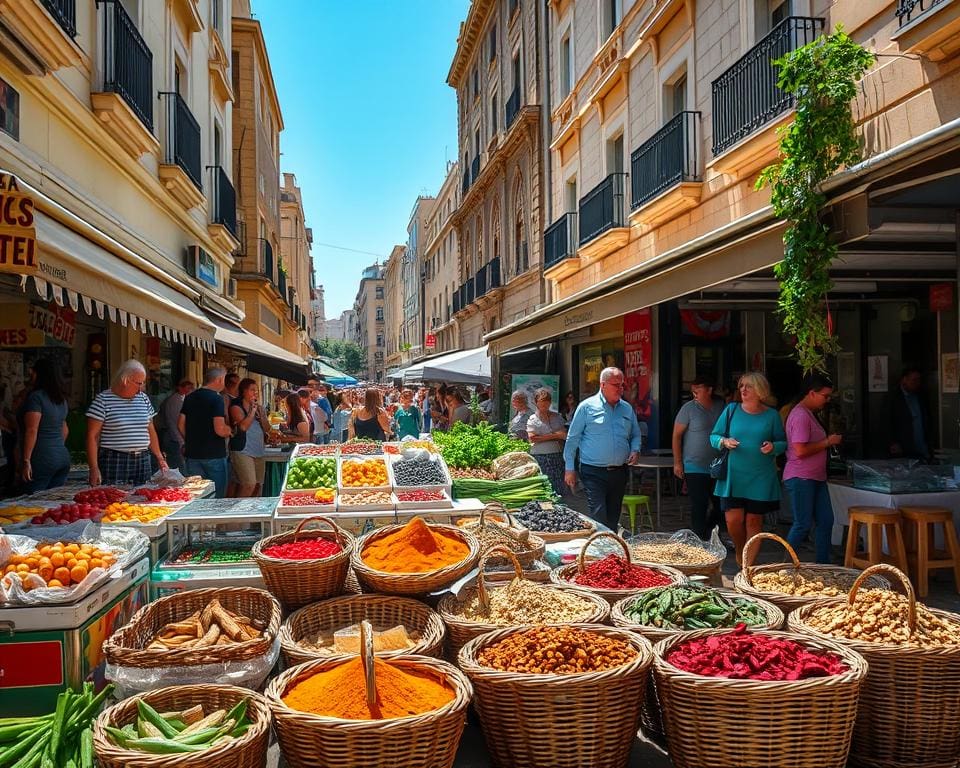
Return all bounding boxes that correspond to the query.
[543,212,580,279]
[710,17,824,175]
[578,173,629,261]
[630,111,702,228]
[207,166,239,252]
[461,166,471,195]
[278,266,288,301]
[471,155,481,185]
[475,264,488,297]
[505,87,521,129]
[92,0,158,160]
[453,290,462,314]
[2,0,83,72]
[893,0,960,60]
[488,257,502,290]
[158,92,203,209]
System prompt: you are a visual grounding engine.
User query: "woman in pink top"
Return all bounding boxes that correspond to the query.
[784,373,843,563]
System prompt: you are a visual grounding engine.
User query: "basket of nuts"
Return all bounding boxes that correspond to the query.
[734,533,889,613]
[629,530,726,582]
[788,563,960,768]
[438,545,609,658]
[458,624,653,768]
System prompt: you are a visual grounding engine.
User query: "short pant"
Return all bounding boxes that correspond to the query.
[230,452,265,486]
[720,496,778,515]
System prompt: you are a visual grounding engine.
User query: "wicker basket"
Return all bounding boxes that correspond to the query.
[549,531,686,604]
[654,627,868,768]
[457,623,653,768]
[266,629,473,768]
[93,684,271,768]
[788,563,960,768]
[611,586,784,737]
[530,516,596,544]
[103,587,281,671]
[438,546,610,659]
[252,516,354,612]
[734,532,889,613]
[351,522,480,596]
[279,593,446,667]
[457,503,546,567]
[630,531,726,581]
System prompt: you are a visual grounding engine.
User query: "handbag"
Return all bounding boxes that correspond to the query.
[709,404,737,480]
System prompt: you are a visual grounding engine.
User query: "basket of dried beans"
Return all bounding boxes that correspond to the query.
[654,625,867,768]
[788,563,960,768]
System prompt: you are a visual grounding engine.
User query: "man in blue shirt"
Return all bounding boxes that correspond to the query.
[563,367,642,529]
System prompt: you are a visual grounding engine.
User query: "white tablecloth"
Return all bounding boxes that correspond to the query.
[827,482,960,546]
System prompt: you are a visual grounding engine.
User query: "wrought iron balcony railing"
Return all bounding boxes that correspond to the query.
[160,91,202,189]
[631,111,701,209]
[578,173,627,246]
[544,212,578,269]
[100,0,153,130]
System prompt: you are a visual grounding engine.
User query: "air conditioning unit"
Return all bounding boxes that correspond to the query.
[226,278,237,298]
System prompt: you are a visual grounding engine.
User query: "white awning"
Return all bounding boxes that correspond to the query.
[206,313,310,382]
[403,345,491,386]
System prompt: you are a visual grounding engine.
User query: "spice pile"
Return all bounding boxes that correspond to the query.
[666,625,847,680]
[283,657,454,720]
[449,578,595,624]
[515,501,587,533]
[632,541,719,566]
[804,589,960,647]
[341,459,389,488]
[750,568,861,597]
[147,599,265,650]
[477,626,637,674]
[392,456,448,486]
[4,541,117,589]
[105,698,252,754]
[571,555,673,590]
[361,517,469,574]
[624,585,769,629]
[297,623,420,656]
[262,538,342,560]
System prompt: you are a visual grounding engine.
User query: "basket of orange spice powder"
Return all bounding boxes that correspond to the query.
[351,516,480,596]
[266,619,472,768]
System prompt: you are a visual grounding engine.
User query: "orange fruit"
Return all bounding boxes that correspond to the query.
[69,565,87,583]
[66,558,78,570]
[50,552,65,567]
[80,544,94,554]
[38,565,53,581]
[3,565,14,575]
[16,564,30,573]
[38,546,52,558]
[53,567,71,584]
[75,551,90,562]
[64,544,79,554]
[89,558,103,569]
[46,579,63,588]
[8,555,22,566]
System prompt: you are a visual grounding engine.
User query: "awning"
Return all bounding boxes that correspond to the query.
[207,313,311,383]
[313,358,358,385]
[486,220,786,355]
[403,345,490,386]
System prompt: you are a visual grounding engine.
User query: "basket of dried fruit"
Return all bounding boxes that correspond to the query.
[734,532,889,613]
[455,503,545,567]
[438,546,609,658]
[457,624,653,768]
[103,587,281,688]
[279,594,447,667]
[93,684,271,768]
[252,516,354,612]
[788,563,960,768]
[653,625,867,768]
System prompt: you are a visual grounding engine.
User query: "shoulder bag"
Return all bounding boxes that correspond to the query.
[708,404,737,480]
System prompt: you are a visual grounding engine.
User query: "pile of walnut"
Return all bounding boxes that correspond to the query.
[804,589,960,648]
[477,625,636,674]
[148,599,266,650]
[751,568,860,597]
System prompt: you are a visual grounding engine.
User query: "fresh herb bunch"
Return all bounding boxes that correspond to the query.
[433,421,529,469]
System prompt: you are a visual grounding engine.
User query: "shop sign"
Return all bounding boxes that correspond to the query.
[196,248,218,288]
[425,333,436,350]
[0,303,76,347]
[930,283,953,313]
[0,173,37,276]
[623,309,653,424]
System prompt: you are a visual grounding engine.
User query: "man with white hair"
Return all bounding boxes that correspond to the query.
[179,367,232,498]
[563,367,642,530]
[86,359,167,486]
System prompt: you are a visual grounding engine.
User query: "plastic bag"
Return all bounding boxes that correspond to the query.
[0,521,148,606]
[492,452,540,480]
[150,467,186,487]
[626,527,726,566]
[106,634,281,697]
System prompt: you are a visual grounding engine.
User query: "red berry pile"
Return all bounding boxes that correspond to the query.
[31,503,104,526]
[74,487,126,505]
[262,539,342,560]
[573,555,673,590]
[281,492,322,507]
[133,487,192,503]
[396,490,446,502]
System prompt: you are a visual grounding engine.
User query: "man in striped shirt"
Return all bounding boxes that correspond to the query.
[86,360,168,486]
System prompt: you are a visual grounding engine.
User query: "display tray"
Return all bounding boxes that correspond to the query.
[157,537,260,571]
[338,442,384,456]
[337,456,392,494]
[291,443,340,458]
[276,490,338,516]
[394,489,454,511]
[97,516,175,538]
[335,490,396,513]
[386,453,453,494]
[166,496,278,524]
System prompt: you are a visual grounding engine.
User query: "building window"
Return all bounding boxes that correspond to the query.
[231,50,240,95]
[565,177,578,213]
[559,34,572,98]
[607,133,625,174]
[512,52,521,91]
[214,121,223,166]
[602,0,622,38]
[473,67,479,100]
[376,307,384,322]
[489,24,497,62]
[375,286,384,299]
[491,91,499,134]
[0,78,19,141]
[377,334,384,347]
[666,70,688,118]
[260,305,281,335]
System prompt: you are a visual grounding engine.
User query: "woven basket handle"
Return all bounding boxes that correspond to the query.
[477,545,523,612]
[480,501,507,528]
[848,563,917,635]
[360,619,376,708]
[293,516,344,549]
[742,532,801,579]
[577,531,631,575]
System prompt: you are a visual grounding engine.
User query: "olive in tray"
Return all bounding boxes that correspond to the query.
[391,455,448,486]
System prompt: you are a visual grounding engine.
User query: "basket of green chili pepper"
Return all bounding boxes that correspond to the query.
[93,684,270,768]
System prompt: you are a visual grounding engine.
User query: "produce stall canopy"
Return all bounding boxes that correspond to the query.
[312,358,358,385]
[403,345,490,386]
[206,313,311,383]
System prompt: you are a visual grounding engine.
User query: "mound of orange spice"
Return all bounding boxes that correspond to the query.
[361,517,469,573]
[282,657,454,720]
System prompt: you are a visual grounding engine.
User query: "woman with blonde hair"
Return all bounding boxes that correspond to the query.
[710,372,786,565]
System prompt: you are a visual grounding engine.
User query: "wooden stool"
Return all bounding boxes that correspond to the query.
[898,506,960,597]
[844,506,909,573]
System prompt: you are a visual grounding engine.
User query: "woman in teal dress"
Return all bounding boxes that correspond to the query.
[710,372,786,565]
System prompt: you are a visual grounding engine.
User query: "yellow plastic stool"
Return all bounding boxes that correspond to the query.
[621,495,654,535]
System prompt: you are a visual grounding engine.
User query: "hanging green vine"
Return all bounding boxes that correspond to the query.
[756,27,874,373]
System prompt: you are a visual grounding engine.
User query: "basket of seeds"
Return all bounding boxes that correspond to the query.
[456,503,545,567]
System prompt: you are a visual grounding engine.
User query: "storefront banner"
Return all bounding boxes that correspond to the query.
[511,374,560,412]
[0,303,75,347]
[680,309,730,339]
[623,309,653,424]
[0,173,37,275]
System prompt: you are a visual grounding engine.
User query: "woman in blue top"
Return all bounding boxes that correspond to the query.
[710,372,786,565]
[21,358,70,493]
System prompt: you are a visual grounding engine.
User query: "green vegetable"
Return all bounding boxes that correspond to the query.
[79,730,93,768]
[624,585,768,630]
[433,422,529,470]
[124,738,210,754]
[452,474,554,505]
[136,701,180,739]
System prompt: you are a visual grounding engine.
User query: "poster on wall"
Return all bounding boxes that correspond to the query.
[943,353,959,394]
[581,344,603,399]
[511,374,560,412]
[623,309,653,423]
[868,355,888,392]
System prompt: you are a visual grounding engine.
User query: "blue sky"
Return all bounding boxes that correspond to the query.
[257,1,470,319]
